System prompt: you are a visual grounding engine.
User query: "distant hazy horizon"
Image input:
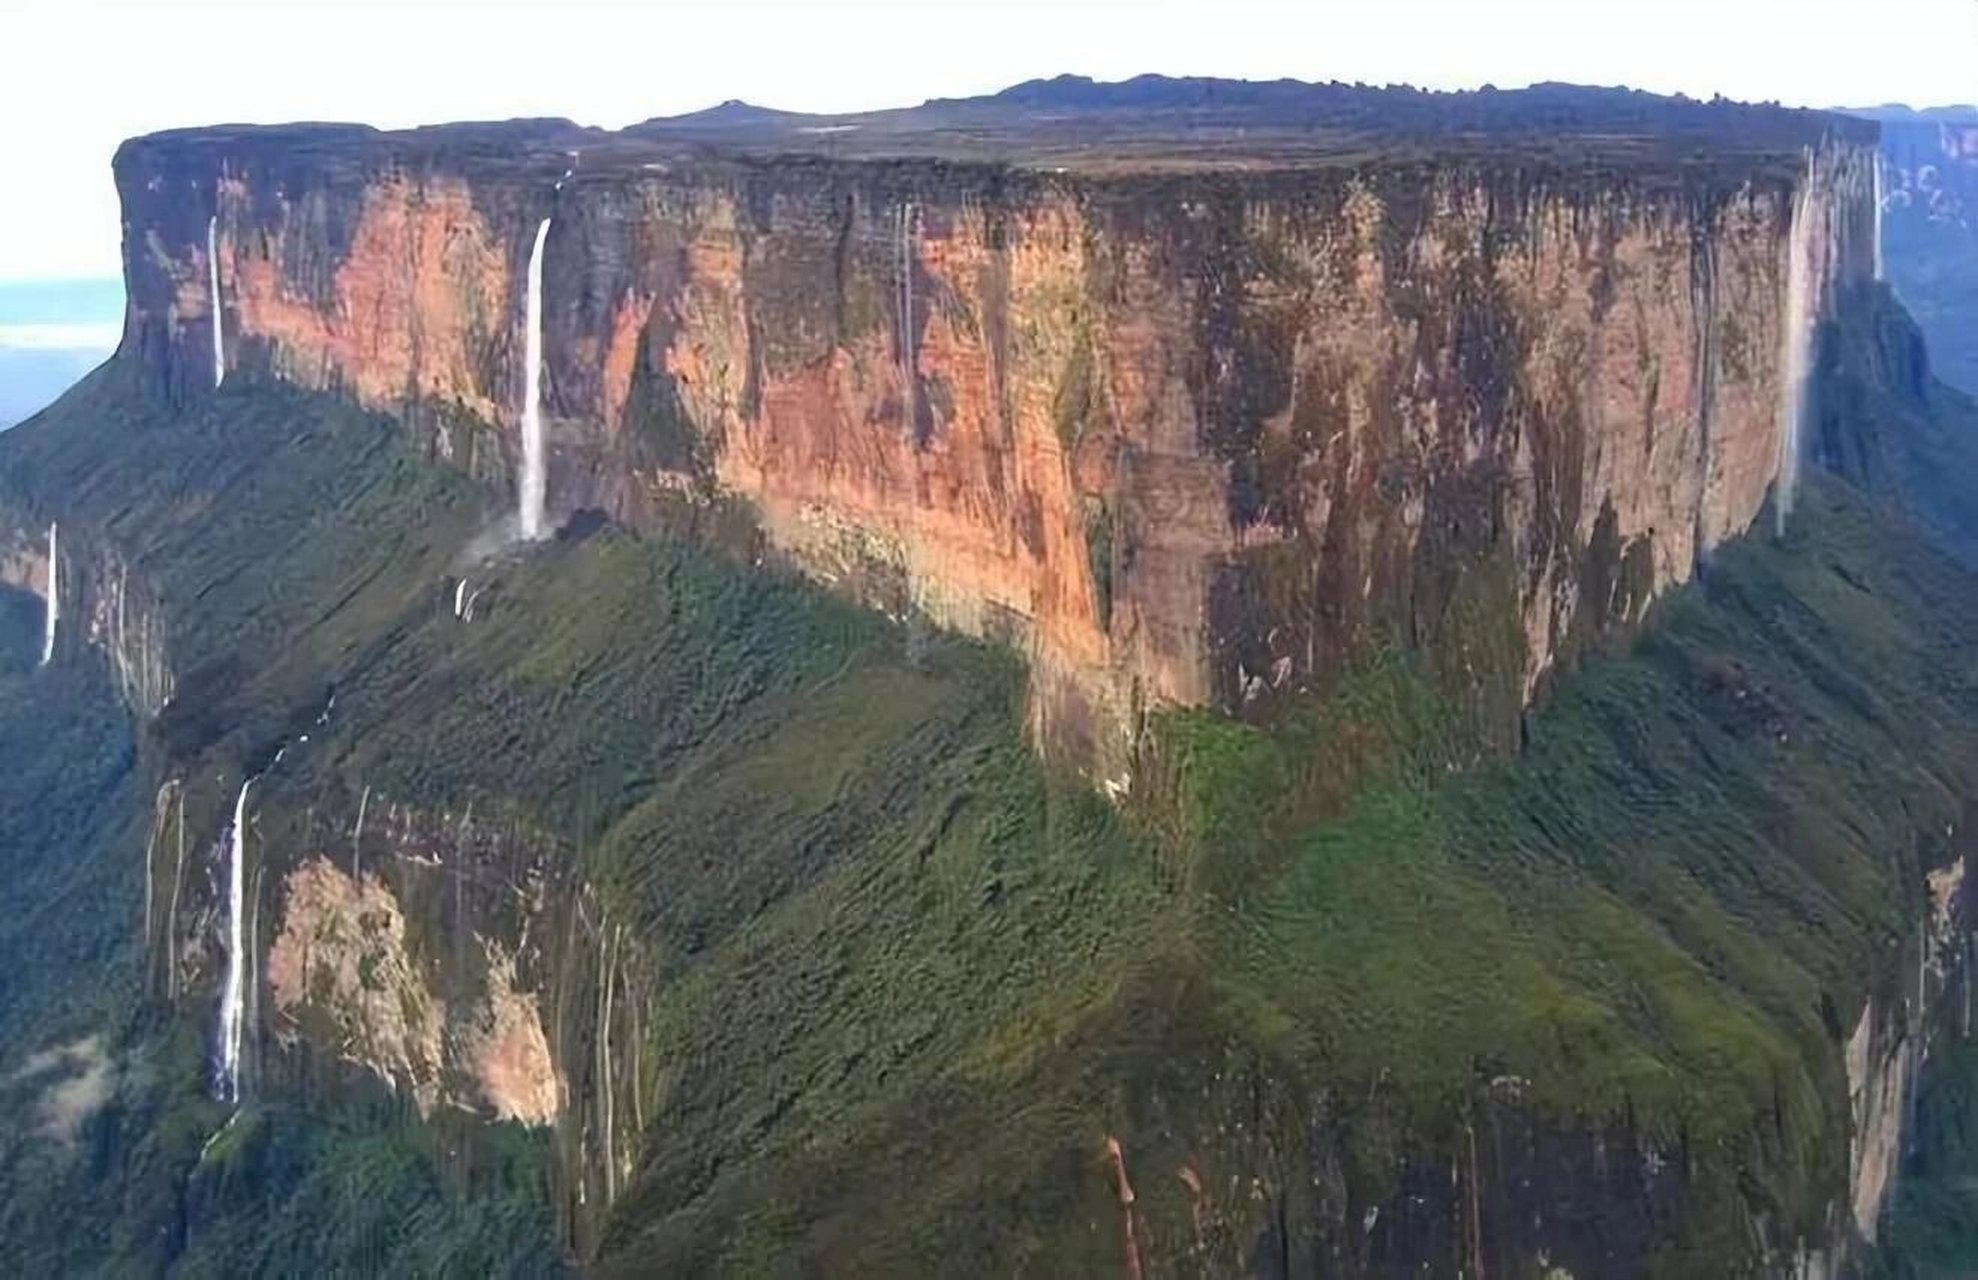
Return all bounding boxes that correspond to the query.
[0,279,122,428]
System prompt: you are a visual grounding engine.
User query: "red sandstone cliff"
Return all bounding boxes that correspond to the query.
[111,95,1878,779]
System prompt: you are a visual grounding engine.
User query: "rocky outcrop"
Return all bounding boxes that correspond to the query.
[81,540,174,715]
[111,94,1878,778]
[1832,849,1971,1267]
[1846,993,1916,1246]
[236,783,644,1248]
[0,521,52,604]
[88,87,1937,1273]
[0,517,173,712]
[265,857,450,1111]
[462,939,558,1126]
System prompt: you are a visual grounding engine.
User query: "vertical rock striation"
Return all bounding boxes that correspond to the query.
[0,518,174,712]
[111,100,1877,779]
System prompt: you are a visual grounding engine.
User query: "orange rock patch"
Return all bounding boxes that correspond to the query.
[231,175,510,421]
[465,941,559,1126]
[266,857,446,1110]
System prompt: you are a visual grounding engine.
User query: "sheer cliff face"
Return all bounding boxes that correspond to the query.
[1873,112,1978,394]
[0,519,172,713]
[139,774,638,1231]
[113,134,1877,773]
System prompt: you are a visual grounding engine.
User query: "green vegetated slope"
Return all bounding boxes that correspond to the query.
[1,276,1977,1274]
[1819,283,1978,562]
[0,577,155,1269]
[0,604,141,1061]
[574,475,1978,1275]
[1820,288,1978,1278]
[0,366,563,1277]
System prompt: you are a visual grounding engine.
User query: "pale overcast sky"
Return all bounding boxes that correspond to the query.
[5,0,1975,282]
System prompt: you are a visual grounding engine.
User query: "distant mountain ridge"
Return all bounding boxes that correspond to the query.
[1847,103,1978,123]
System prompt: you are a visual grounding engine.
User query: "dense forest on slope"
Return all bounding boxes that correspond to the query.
[1,254,1978,1274]
[0,374,564,1275]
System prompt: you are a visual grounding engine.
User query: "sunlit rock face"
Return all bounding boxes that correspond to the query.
[262,814,563,1127]
[244,788,635,1234]
[462,939,558,1126]
[111,103,1875,777]
[265,857,449,1112]
[1825,849,1971,1262]
[263,858,559,1126]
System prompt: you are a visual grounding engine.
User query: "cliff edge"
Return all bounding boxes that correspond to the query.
[112,81,1877,781]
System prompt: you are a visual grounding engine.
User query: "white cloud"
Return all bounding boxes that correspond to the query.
[10,1036,117,1146]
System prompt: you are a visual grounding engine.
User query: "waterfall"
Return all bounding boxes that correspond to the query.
[207,215,225,389]
[216,775,252,1102]
[166,797,187,1000]
[598,921,618,1205]
[1773,140,1879,535]
[1776,158,1820,535]
[898,202,916,421]
[518,217,552,540]
[351,784,370,879]
[1873,155,1885,283]
[39,522,57,666]
[1690,233,1722,558]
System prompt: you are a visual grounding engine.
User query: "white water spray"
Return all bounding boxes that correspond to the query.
[216,775,252,1102]
[518,217,552,540]
[207,215,225,389]
[210,714,324,1103]
[1776,159,1820,536]
[897,202,917,415]
[1773,140,1882,534]
[599,921,619,1204]
[1873,156,1885,283]
[166,799,187,1000]
[39,522,57,666]
[351,784,370,878]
